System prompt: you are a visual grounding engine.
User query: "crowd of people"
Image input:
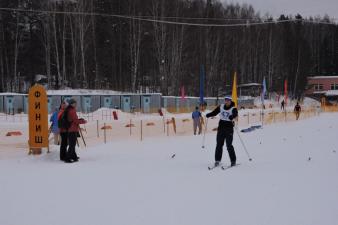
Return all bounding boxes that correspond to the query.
[49,98,87,163]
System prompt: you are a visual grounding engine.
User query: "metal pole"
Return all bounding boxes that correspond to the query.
[201,118,208,149]
[79,126,86,147]
[235,127,252,161]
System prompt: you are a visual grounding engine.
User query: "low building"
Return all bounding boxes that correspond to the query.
[306,76,338,95]
[306,76,338,105]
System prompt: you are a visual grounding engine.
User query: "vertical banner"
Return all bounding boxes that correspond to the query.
[180,86,186,100]
[28,84,49,153]
[284,79,288,106]
[199,64,205,105]
[232,72,238,108]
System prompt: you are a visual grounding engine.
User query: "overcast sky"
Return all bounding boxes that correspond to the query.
[227,0,338,19]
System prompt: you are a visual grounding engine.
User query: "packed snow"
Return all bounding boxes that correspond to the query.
[0,109,337,225]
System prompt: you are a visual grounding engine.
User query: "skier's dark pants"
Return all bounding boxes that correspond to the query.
[215,128,236,163]
[60,132,68,160]
[67,132,78,160]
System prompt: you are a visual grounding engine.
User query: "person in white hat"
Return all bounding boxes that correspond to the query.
[206,96,238,167]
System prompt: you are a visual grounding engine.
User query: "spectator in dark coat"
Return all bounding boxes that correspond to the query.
[294,102,301,120]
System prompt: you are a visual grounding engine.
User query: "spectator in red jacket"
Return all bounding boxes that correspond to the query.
[65,98,87,163]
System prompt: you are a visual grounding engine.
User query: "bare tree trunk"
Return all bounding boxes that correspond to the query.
[52,12,62,88]
[293,47,301,98]
[0,17,5,91]
[91,9,99,89]
[62,12,67,87]
[13,16,22,92]
[152,0,167,94]
[129,17,141,92]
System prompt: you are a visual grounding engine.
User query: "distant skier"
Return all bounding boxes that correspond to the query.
[192,106,202,135]
[294,102,301,120]
[50,107,60,145]
[206,96,238,167]
[281,99,285,111]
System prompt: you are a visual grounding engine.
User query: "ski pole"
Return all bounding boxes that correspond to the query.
[235,127,252,161]
[78,125,87,147]
[202,117,209,149]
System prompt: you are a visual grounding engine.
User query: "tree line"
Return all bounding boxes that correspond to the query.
[0,0,337,98]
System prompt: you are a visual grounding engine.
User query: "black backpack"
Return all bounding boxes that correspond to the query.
[58,108,71,130]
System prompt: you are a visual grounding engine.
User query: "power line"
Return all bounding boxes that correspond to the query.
[0,7,336,27]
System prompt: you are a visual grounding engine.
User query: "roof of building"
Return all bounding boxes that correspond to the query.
[238,83,262,88]
[325,90,338,96]
[308,76,338,79]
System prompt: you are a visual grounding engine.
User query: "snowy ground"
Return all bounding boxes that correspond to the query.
[0,113,338,225]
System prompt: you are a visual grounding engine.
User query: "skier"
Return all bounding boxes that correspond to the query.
[281,99,285,111]
[206,96,238,167]
[58,101,68,161]
[294,102,301,120]
[49,107,60,145]
[64,98,87,163]
[192,106,202,135]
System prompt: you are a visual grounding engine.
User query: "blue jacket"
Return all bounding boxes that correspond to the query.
[192,110,201,119]
[50,111,59,134]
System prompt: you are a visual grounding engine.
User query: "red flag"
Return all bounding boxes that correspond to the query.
[284,79,288,106]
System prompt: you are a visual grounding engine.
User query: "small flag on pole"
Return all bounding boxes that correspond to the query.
[284,79,288,106]
[232,72,238,108]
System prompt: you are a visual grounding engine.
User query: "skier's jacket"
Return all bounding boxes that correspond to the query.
[65,105,86,133]
[206,101,238,132]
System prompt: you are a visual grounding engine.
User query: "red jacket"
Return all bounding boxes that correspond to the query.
[58,109,67,133]
[67,106,86,132]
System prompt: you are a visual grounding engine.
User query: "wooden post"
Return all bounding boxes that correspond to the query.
[104,122,106,144]
[163,116,165,133]
[96,120,99,138]
[130,119,132,136]
[247,112,250,125]
[140,120,143,141]
[167,119,169,136]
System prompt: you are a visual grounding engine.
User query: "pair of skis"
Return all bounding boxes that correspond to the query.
[208,163,240,170]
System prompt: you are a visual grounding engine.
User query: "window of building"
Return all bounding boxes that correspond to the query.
[314,84,323,91]
[330,83,338,90]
